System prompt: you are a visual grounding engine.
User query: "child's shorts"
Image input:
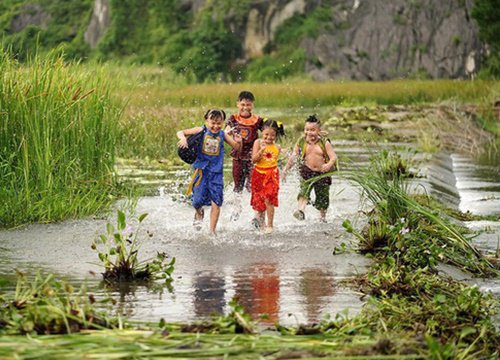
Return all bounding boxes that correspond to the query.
[298,165,331,211]
[192,170,224,208]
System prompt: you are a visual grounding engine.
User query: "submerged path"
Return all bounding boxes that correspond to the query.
[1,140,498,325]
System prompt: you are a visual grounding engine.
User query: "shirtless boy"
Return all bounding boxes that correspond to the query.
[282,115,337,222]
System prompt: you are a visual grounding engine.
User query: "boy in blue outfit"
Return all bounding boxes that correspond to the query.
[177,109,242,234]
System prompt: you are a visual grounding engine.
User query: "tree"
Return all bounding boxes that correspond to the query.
[472,0,500,76]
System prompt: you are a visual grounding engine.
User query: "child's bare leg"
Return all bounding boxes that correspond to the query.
[293,197,307,220]
[319,209,327,222]
[265,200,274,229]
[257,211,265,226]
[298,197,307,212]
[195,208,204,220]
[209,202,220,234]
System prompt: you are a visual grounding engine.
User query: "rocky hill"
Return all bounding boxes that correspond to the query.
[2,0,491,81]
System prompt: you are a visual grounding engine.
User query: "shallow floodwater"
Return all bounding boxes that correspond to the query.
[1,142,498,325]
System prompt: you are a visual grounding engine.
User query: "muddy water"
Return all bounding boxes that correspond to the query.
[1,142,498,325]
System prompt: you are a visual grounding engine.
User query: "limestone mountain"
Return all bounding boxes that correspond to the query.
[1,0,495,81]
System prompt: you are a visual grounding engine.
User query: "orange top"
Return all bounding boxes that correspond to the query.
[233,114,260,126]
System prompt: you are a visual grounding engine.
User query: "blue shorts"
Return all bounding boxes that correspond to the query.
[192,170,224,208]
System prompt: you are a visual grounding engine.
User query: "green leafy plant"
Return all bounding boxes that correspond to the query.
[92,210,175,284]
[0,271,114,335]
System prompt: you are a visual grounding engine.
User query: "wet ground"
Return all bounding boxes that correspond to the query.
[0,141,498,326]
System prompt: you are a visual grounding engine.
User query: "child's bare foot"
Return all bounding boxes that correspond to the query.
[293,209,305,220]
[230,210,240,221]
[263,226,273,234]
[193,208,204,231]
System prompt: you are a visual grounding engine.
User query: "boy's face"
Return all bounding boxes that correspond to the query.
[206,116,224,133]
[304,122,321,143]
[236,98,254,118]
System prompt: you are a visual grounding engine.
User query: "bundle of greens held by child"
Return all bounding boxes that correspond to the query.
[91,210,175,284]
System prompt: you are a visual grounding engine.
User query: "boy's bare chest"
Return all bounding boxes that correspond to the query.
[304,143,324,159]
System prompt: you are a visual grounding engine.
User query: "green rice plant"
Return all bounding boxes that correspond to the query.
[0,48,123,227]
[0,271,115,335]
[92,210,175,284]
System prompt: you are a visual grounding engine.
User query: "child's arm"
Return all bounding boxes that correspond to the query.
[320,141,337,172]
[251,139,265,164]
[281,143,299,181]
[224,131,242,150]
[177,127,203,148]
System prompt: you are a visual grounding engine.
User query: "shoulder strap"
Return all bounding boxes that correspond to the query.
[298,137,330,161]
[318,138,329,162]
[297,137,306,159]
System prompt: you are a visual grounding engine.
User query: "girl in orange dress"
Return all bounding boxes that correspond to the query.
[250,119,284,234]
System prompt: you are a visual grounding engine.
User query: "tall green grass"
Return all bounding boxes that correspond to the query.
[0,50,122,227]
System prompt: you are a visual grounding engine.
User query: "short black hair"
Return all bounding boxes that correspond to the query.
[305,114,320,125]
[238,91,255,102]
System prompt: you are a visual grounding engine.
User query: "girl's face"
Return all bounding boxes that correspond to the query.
[206,116,224,133]
[261,127,277,145]
[236,98,254,118]
[304,122,321,142]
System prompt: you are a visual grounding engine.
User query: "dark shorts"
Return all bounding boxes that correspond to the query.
[298,165,332,210]
[232,158,253,193]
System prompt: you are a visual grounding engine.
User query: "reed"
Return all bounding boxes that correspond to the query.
[0,49,122,227]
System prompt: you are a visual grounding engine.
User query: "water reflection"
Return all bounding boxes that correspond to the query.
[193,271,225,318]
[299,268,335,324]
[234,263,280,325]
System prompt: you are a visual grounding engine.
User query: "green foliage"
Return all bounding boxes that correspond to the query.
[176,298,255,334]
[472,0,500,77]
[169,10,242,82]
[0,0,93,61]
[344,150,496,275]
[0,272,114,335]
[244,5,332,81]
[92,211,175,284]
[245,48,306,82]
[98,0,193,65]
[0,48,122,227]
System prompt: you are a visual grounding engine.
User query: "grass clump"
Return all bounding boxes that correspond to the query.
[0,48,123,228]
[339,150,499,358]
[0,271,115,335]
[344,150,495,275]
[91,210,175,285]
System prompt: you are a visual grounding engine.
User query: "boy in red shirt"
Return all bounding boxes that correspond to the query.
[225,91,264,220]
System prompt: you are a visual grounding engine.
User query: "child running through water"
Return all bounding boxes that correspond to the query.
[225,91,264,220]
[250,119,285,234]
[177,109,242,234]
[282,115,337,222]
